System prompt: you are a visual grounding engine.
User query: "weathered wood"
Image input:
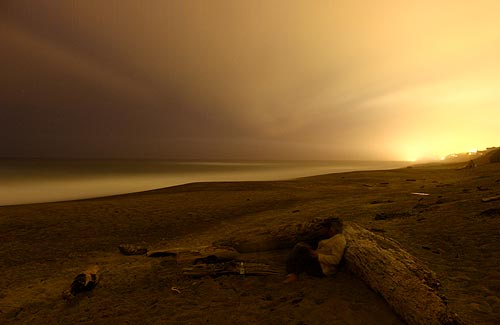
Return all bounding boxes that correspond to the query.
[69,265,100,296]
[182,261,281,277]
[149,245,277,277]
[481,195,500,203]
[343,223,461,325]
[148,245,238,264]
[213,217,334,253]
[214,219,461,323]
[118,244,148,255]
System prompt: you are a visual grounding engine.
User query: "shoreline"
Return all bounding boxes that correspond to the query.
[0,160,409,207]
[1,163,499,323]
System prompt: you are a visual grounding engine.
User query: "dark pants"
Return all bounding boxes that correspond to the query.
[285,242,324,277]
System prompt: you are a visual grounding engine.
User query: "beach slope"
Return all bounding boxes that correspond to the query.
[1,161,500,323]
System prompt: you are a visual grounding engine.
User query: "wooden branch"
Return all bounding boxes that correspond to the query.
[481,195,500,203]
[182,261,281,277]
[148,246,238,264]
[343,223,461,325]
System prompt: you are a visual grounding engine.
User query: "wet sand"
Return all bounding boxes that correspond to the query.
[1,162,500,324]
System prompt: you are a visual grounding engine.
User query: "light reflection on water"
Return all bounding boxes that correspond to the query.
[0,159,407,206]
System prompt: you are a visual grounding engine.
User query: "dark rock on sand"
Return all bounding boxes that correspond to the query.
[375,212,411,220]
[69,265,100,296]
[479,208,500,218]
[370,200,394,204]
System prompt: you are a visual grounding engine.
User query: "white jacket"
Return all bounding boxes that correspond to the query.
[317,234,346,276]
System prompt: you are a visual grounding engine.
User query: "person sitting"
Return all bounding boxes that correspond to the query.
[284,218,346,283]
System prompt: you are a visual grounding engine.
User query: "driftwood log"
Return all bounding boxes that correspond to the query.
[214,218,461,324]
[213,217,334,253]
[343,223,460,325]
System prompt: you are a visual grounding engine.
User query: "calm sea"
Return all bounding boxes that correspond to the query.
[0,159,408,206]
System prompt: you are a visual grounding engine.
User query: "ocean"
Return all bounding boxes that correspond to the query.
[0,159,408,206]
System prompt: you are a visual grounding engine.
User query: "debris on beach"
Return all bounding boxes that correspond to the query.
[374,212,411,220]
[63,265,100,299]
[148,245,238,264]
[369,199,394,204]
[147,245,278,278]
[182,260,281,278]
[481,195,500,203]
[118,244,148,255]
[479,208,500,218]
[170,287,182,294]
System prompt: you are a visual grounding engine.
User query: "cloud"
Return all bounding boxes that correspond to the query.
[2,1,500,160]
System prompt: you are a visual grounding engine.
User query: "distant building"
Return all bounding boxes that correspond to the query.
[444,146,498,162]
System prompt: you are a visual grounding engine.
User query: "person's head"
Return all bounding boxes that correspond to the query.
[320,218,343,237]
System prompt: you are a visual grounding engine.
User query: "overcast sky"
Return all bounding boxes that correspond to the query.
[1,1,500,161]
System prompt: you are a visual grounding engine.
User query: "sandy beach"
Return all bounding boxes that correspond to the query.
[5,2,500,323]
[1,162,500,324]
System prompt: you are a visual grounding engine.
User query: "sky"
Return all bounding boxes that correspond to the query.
[1,1,500,161]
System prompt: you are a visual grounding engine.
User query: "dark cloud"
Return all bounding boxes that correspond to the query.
[2,1,500,160]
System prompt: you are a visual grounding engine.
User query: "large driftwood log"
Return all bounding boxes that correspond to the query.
[343,223,460,325]
[213,217,334,253]
[214,219,461,324]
